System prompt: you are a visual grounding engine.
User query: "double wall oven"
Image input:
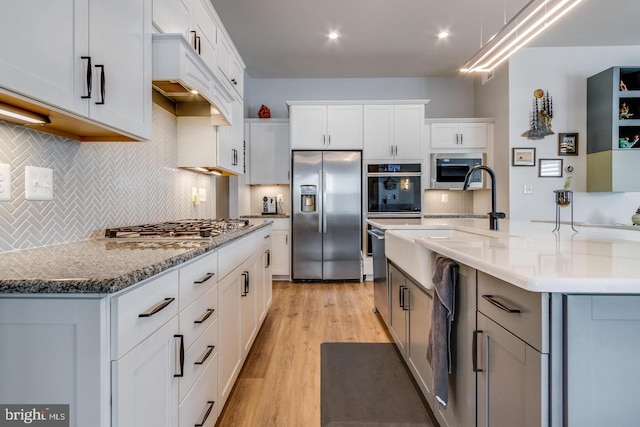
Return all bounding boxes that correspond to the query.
[365,163,422,256]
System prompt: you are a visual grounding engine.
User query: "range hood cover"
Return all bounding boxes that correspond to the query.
[152,33,232,124]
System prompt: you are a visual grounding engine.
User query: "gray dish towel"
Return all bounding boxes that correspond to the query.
[426,257,458,408]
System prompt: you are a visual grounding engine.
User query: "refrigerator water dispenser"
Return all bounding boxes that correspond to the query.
[300,185,317,212]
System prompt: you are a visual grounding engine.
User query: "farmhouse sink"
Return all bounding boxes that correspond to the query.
[385,228,489,289]
[385,229,457,289]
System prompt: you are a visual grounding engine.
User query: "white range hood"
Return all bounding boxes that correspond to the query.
[152,33,233,125]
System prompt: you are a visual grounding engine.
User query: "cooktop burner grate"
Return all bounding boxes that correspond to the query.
[104,219,250,239]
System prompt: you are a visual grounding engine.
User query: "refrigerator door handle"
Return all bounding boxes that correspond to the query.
[318,169,323,234]
[322,170,327,233]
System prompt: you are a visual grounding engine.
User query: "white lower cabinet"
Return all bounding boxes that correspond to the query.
[270,218,290,278]
[111,317,180,427]
[0,227,271,427]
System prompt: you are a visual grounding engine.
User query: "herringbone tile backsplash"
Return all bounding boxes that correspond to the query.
[0,104,212,253]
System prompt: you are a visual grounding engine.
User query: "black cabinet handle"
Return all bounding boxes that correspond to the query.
[194,308,215,324]
[95,64,105,105]
[81,56,92,99]
[195,401,215,427]
[473,330,484,372]
[190,30,197,51]
[194,272,215,285]
[265,250,270,268]
[196,36,201,54]
[402,287,409,311]
[231,78,237,85]
[241,272,248,296]
[174,334,185,377]
[482,295,521,313]
[244,270,250,295]
[194,345,215,365]
[138,297,175,317]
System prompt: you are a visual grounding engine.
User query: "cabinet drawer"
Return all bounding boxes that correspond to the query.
[180,317,218,403]
[111,270,180,360]
[179,251,218,311]
[218,230,262,279]
[179,352,218,427]
[180,284,218,351]
[477,271,545,352]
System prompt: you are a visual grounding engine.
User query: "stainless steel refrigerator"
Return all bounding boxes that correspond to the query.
[292,151,362,281]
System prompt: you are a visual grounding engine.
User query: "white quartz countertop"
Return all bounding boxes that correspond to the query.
[378,218,640,294]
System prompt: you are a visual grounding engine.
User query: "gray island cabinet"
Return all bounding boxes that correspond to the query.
[0,223,273,427]
[375,218,640,427]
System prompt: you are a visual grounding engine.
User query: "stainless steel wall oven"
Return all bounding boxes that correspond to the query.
[366,163,422,217]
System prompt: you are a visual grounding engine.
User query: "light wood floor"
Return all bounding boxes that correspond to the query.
[216,280,392,427]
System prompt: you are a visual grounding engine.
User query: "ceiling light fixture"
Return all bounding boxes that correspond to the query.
[437,31,449,39]
[0,102,51,125]
[461,0,583,73]
[328,32,339,40]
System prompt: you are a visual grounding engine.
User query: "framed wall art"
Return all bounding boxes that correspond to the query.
[558,132,578,155]
[512,147,536,166]
[539,158,563,177]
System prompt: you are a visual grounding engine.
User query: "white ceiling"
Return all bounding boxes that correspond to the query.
[209,0,640,79]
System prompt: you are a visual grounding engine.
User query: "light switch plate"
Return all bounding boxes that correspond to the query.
[198,187,207,202]
[25,166,53,201]
[0,163,11,202]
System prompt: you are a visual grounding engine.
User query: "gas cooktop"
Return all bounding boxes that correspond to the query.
[104,219,251,239]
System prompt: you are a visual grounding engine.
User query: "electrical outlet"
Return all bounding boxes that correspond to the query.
[276,194,284,202]
[523,184,533,195]
[0,163,11,202]
[25,166,53,201]
[198,187,207,202]
[441,193,449,203]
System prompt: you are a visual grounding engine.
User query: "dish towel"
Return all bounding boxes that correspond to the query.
[426,256,458,408]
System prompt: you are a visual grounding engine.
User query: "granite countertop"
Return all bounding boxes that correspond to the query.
[381,219,640,294]
[0,221,272,295]
[241,214,289,218]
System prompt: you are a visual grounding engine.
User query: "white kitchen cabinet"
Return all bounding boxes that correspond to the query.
[430,121,488,149]
[388,263,409,355]
[0,298,108,427]
[217,95,245,174]
[217,29,245,99]
[247,120,290,185]
[260,239,274,322]
[112,317,180,427]
[270,218,290,278]
[217,265,243,407]
[0,0,152,141]
[364,104,424,159]
[290,104,363,150]
[152,0,218,72]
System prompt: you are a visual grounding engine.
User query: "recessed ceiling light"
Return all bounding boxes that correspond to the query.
[437,31,449,39]
[328,32,339,40]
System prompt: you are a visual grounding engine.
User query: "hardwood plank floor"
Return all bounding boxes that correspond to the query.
[216,280,392,427]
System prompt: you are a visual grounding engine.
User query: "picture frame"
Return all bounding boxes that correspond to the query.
[512,147,536,166]
[539,158,563,177]
[558,132,578,156]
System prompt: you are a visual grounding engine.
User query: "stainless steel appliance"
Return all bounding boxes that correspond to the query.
[104,219,251,240]
[430,152,485,189]
[366,163,422,217]
[292,151,362,281]
[262,196,277,214]
[368,226,389,323]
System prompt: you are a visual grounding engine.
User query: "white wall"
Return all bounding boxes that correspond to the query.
[244,77,474,119]
[508,46,640,225]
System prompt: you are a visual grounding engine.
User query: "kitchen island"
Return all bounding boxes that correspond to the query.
[0,220,274,427]
[368,217,640,427]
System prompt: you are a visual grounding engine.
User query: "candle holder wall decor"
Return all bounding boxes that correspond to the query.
[522,89,554,140]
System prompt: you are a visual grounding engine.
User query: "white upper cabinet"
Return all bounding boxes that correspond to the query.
[151,0,190,37]
[217,30,245,99]
[430,121,488,149]
[364,104,424,159]
[248,120,290,185]
[290,104,363,150]
[216,96,245,175]
[0,0,152,141]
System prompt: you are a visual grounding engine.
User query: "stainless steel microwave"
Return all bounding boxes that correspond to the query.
[430,153,485,189]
